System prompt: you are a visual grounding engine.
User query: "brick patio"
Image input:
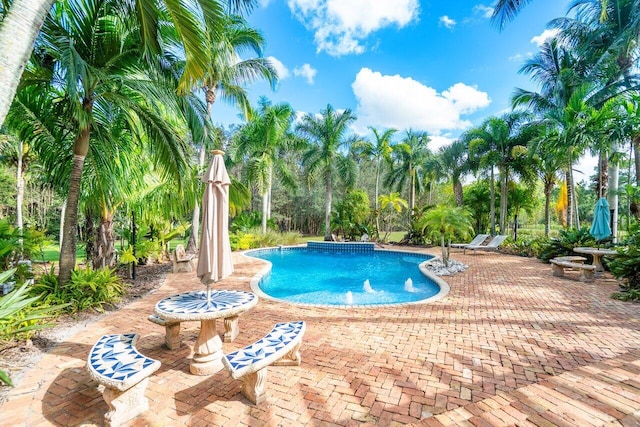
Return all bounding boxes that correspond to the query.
[2,247,640,426]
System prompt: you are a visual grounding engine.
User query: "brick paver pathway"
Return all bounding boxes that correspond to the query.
[2,248,639,426]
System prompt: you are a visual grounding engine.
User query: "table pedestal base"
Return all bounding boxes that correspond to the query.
[190,319,224,376]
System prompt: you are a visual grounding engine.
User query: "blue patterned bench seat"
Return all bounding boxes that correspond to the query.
[222,321,306,404]
[87,333,161,427]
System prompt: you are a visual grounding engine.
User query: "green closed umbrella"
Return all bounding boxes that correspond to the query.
[589,197,611,242]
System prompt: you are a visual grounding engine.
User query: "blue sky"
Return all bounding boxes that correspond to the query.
[212,0,595,174]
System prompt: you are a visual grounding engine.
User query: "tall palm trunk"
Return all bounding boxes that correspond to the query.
[489,166,496,235]
[499,168,508,234]
[0,0,55,127]
[374,159,381,235]
[93,212,116,269]
[324,171,332,241]
[187,145,206,252]
[544,179,553,237]
[187,87,216,253]
[59,121,91,286]
[16,140,24,235]
[453,178,463,206]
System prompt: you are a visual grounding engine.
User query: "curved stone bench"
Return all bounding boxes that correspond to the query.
[222,321,306,404]
[87,333,161,427]
[171,244,195,273]
[550,258,596,282]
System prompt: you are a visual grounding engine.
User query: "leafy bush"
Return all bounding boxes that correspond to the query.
[31,266,125,313]
[538,227,596,262]
[230,232,257,250]
[231,211,276,233]
[502,235,550,257]
[0,269,67,386]
[608,225,640,299]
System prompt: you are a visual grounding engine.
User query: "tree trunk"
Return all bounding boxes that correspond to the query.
[453,178,463,207]
[0,0,56,127]
[59,124,91,286]
[261,192,269,234]
[544,179,553,237]
[374,159,381,235]
[93,212,116,269]
[16,139,24,235]
[566,168,573,229]
[324,172,332,241]
[440,234,448,267]
[597,151,609,198]
[489,167,496,235]
[499,168,508,234]
[187,145,206,253]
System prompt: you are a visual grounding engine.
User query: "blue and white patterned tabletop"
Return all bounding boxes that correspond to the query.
[155,290,258,322]
[224,321,305,378]
[87,333,160,390]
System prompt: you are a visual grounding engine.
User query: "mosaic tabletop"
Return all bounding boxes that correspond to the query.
[155,290,258,322]
[223,321,306,378]
[87,333,161,390]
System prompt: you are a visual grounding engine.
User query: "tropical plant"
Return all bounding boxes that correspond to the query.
[233,98,299,234]
[438,139,471,206]
[386,130,432,218]
[297,105,358,241]
[26,0,197,285]
[0,268,67,386]
[609,222,640,296]
[352,127,396,234]
[378,192,408,242]
[332,189,371,241]
[537,227,596,262]
[186,14,277,251]
[418,206,474,266]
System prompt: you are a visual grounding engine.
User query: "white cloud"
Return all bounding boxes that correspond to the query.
[294,63,317,84]
[473,4,493,19]
[351,68,491,135]
[287,0,419,56]
[267,56,289,80]
[439,15,456,29]
[531,29,559,47]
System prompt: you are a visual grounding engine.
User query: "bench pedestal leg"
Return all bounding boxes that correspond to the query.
[191,319,224,375]
[223,316,239,343]
[551,264,565,277]
[165,323,181,349]
[102,378,150,427]
[273,341,302,366]
[239,368,267,405]
[580,270,595,282]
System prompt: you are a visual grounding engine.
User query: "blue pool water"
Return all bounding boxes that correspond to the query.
[246,246,441,306]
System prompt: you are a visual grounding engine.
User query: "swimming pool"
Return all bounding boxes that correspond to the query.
[245,243,449,307]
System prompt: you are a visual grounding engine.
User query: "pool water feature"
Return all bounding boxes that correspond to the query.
[246,244,447,306]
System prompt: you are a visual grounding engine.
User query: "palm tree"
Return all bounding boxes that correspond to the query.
[185,14,278,251]
[385,130,432,218]
[233,98,299,234]
[418,205,473,267]
[378,192,408,242]
[352,127,396,235]
[297,105,357,241]
[0,0,259,127]
[438,139,471,206]
[30,1,194,285]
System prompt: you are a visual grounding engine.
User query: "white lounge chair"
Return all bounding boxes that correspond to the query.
[466,234,508,254]
[450,234,490,254]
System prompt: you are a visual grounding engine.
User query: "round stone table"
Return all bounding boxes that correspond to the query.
[155,290,258,375]
[573,247,617,273]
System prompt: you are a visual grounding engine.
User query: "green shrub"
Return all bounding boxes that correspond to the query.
[538,227,596,262]
[502,235,550,257]
[0,269,68,386]
[608,225,640,298]
[31,266,125,313]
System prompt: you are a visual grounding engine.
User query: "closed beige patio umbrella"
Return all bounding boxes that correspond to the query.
[197,150,234,297]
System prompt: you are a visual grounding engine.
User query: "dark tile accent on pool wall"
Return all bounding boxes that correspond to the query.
[307,241,374,253]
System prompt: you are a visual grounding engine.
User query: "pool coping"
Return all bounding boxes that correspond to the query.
[242,244,451,308]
